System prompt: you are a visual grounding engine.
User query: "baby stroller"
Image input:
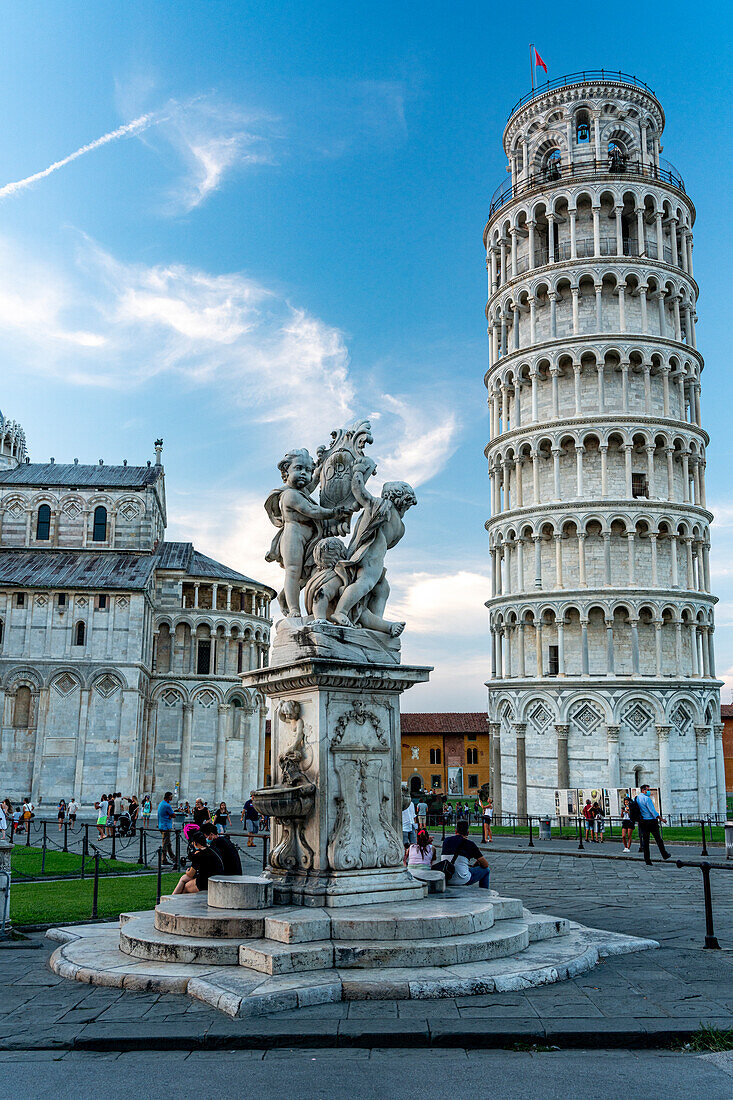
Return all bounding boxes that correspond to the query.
[117,810,132,837]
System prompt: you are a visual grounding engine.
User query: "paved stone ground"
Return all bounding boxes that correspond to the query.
[3,848,732,1048]
[2,1049,733,1100]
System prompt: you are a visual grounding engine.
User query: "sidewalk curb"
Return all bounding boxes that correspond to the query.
[1,1019,731,1052]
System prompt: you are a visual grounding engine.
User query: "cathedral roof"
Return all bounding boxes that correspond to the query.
[0,549,157,589]
[0,462,163,488]
[155,541,274,591]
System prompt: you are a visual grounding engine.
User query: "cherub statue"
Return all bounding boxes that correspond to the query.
[277,699,309,787]
[302,537,348,621]
[265,449,344,617]
[331,463,417,636]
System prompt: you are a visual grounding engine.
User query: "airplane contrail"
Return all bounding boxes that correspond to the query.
[0,111,161,200]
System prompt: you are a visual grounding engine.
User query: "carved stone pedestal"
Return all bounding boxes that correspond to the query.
[244,657,431,908]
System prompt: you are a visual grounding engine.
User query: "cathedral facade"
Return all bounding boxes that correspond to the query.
[0,412,274,807]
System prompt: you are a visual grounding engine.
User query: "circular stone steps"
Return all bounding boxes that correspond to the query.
[120,914,242,965]
[153,895,267,939]
[328,894,522,941]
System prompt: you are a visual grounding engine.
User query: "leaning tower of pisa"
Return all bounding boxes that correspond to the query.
[484,71,723,819]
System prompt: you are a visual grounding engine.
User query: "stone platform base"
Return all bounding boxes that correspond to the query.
[47,888,657,1018]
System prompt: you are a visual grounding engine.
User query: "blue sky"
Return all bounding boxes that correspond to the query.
[1,1,732,710]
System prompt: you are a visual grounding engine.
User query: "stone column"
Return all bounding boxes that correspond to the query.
[555,724,570,789]
[714,724,727,816]
[115,689,142,795]
[215,703,230,799]
[490,723,502,815]
[515,723,528,820]
[606,725,621,789]
[30,688,49,804]
[179,702,194,799]
[72,689,92,801]
[695,726,710,816]
[655,725,672,814]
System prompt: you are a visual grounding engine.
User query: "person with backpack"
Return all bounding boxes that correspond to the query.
[436,820,490,888]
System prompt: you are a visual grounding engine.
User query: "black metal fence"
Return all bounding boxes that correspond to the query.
[10,817,270,883]
[507,71,657,119]
[488,157,686,219]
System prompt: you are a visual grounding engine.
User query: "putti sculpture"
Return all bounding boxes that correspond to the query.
[250,417,430,907]
[264,418,417,664]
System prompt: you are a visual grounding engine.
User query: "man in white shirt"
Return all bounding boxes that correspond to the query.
[416,798,428,828]
[67,799,79,825]
[402,799,417,849]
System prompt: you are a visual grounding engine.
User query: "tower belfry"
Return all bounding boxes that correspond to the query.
[484,71,723,817]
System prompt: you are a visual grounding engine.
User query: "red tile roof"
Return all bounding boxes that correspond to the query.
[721,705,733,718]
[400,712,488,734]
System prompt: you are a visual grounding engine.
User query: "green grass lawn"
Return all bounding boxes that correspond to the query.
[11,872,181,926]
[11,844,147,879]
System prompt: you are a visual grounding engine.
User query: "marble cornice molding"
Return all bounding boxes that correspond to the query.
[483,333,704,387]
[485,255,698,307]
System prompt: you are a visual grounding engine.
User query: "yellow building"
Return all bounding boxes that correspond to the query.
[265,712,490,801]
[400,713,490,798]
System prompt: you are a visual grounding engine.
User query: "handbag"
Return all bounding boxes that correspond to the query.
[433,851,459,881]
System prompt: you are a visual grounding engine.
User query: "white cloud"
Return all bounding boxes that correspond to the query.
[374,394,460,489]
[388,569,489,636]
[158,99,278,212]
[167,491,281,596]
[0,233,355,437]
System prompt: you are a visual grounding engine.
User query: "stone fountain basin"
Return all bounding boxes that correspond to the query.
[252,783,315,820]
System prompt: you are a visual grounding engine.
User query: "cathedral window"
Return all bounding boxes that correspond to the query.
[57,593,67,608]
[548,645,560,676]
[36,504,51,540]
[74,621,86,646]
[237,642,243,673]
[96,594,109,610]
[15,592,25,608]
[13,685,31,728]
[92,505,107,542]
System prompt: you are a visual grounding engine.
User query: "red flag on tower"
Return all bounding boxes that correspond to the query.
[535,48,548,74]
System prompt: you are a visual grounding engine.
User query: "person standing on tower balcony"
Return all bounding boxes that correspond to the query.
[635,785,671,865]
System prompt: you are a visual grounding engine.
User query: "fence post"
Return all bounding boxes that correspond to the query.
[527,816,534,848]
[41,826,47,875]
[63,820,68,853]
[175,829,181,870]
[700,820,709,857]
[156,847,163,905]
[83,825,89,858]
[92,852,100,919]
[138,825,145,866]
[700,863,720,949]
[25,816,31,846]
[577,816,584,850]
[110,823,116,861]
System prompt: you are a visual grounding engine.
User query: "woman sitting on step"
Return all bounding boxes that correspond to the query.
[172,829,224,894]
